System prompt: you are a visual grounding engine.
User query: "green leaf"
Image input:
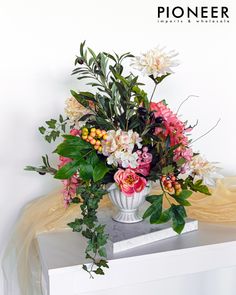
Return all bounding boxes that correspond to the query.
[98,259,109,268]
[150,207,162,224]
[178,189,193,199]
[174,197,191,206]
[67,218,83,232]
[98,247,107,258]
[70,90,89,108]
[162,165,174,175]
[170,204,187,234]
[54,136,92,159]
[59,114,63,123]
[87,151,100,166]
[173,189,193,206]
[143,205,156,219]
[46,119,57,129]
[144,195,163,224]
[95,116,114,130]
[93,162,109,182]
[54,160,80,179]
[176,158,186,167]
[94,268,104,275]
[152,73,171,84]
[71,197,80,203]
[79,163,93,181]
[39,126,46,134]
[146,194,163,204]
[45,135,52,143]
[187,178,211,196]
[155,208,172,224]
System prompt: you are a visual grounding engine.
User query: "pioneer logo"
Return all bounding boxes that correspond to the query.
[157,6,230,23]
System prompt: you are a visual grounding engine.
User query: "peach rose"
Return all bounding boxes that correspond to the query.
[114,169,147,197]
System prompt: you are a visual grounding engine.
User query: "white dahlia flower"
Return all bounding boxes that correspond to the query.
[131,46,179,78]
[65,97,89,128]
[189,155,223,186]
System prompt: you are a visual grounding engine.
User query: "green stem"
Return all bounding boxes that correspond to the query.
[150,83,158,103]
[160,180,172,206]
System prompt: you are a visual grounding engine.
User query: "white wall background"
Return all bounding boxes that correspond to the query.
[0,0,235,294]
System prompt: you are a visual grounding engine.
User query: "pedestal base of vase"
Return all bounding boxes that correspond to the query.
[112,209,143,224]
[107,182,151,224]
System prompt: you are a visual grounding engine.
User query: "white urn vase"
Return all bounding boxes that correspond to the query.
[107,182,151,223]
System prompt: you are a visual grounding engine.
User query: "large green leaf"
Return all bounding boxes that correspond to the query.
[54,136,92,159]
[93,162,109,182]
[54,160,80,179]
[79,163,93,180]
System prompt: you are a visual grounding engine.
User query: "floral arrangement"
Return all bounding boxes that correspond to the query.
[26,42,214,277]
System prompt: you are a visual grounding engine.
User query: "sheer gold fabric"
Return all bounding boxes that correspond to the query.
[2,177,236,295]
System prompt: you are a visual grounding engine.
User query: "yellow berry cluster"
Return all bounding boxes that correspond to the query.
[161,174,182,195]
[81,127,107,152]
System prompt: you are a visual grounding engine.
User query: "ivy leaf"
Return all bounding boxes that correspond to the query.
[94,268,105,275]
[46,119,57,129]
[39,126,46,134]
[67,218,83,232]
[98,247,107,258]
[54,160,80,179]
[98,259,109,268]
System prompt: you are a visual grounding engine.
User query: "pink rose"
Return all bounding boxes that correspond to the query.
[114,169,147,197]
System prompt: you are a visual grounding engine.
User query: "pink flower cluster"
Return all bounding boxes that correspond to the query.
[134,147,152,176]
[150,101,190,146]
[150,101,193,165]
[59,156,79,206]
[114,169,147,197]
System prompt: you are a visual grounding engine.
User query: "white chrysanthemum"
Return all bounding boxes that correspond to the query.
[189,155,223,186]
[131,46,179,78]
[65,97,89,127]
[102,129,142,168]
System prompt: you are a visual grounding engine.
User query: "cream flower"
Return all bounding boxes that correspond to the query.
[189,155,223,186]
[102,129,142,168]
[65,97,89,128]
[131,46,179,78]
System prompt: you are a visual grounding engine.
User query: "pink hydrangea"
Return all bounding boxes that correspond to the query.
[133,147,153,176]
[114,169,147,197]
[59,156,79,206]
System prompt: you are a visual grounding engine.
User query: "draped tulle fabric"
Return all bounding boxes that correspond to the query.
[2,177,236,295]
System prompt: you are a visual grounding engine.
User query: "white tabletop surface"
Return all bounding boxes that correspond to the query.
[37,222,236,270]
[37,221,236,295]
